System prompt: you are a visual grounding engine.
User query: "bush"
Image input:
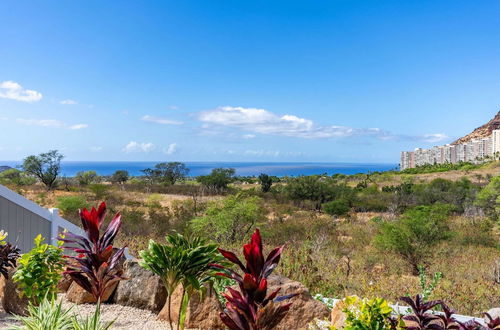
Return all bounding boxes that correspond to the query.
[342,296,397,330]
[13,235,66,305]
[190,194,263,243]
[323,199,350,216]
[475,175,500,220]
[76,170,99,186]
[196,167,235,193]
[89,184,110,200]
[374,204,453,275]
[56,196,89,218]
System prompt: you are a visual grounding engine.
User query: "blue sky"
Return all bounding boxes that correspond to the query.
[1,0,499,163]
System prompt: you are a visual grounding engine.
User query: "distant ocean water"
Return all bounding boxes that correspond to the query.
[1,161,398,177]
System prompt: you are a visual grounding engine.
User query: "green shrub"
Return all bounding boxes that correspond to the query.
[56,196,89,218]
[190,194,263,243]
[374,204,453,275]
[89,184,110,200]
[9,298,74,330]
[323,199,350,216]
[13,235,66,305]
[72,302,114,330]
[475,175,500,220]
[76,170,99,186]
[342,296,397,330]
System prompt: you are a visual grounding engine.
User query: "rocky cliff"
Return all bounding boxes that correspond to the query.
[452,111,500,145]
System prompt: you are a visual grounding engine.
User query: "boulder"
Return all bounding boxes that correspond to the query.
[267,274,330,329]
[330,299,347,328]
[66,281,117,304]
[115,259,167,312]
[159,284,225,329]
[2,268,28,316]
[57,273,73,293]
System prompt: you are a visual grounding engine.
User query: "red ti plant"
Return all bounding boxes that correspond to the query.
[213,228,296,330]
[61,202,126,302]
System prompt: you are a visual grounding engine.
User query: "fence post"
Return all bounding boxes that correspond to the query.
[49,208,60,246]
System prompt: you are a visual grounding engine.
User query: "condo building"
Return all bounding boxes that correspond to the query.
[400,129,500,170]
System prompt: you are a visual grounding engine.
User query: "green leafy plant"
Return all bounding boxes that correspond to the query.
[342,296,399,330]
[258,173,273,192]
[0,230,21,279]
[9,298,74,330]
[323,199,350,216]
[56,196,89,218]
[139,233,223,330]
[13,235,66,305]
[72,302,114,330]
[417,266,442,302]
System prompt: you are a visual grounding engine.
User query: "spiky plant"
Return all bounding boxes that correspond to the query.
[0,230,21,279]
[9,298,73,330]
[72,302,115,330]
[61,202,126,302]
[212,228,296,330]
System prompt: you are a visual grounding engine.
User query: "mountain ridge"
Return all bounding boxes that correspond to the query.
[452,111,500,145]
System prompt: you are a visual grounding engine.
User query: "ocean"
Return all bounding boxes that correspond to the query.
[0,161,398,177]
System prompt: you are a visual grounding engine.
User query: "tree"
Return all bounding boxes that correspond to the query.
[258,173,273,192]
[197,168,235,193]
[22,150,63,190]
[141,162,189,185]
[110,170,129,184]
[76,170,99,186]
[323,199,350,216]
[190,194,263,243]
[475,175,500,220]
[375,204,453,275]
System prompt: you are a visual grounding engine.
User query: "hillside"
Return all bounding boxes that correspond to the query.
[452,110,500,144]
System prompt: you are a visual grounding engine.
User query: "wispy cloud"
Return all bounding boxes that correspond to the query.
[16,118,64,127]
[68,124,88,130]
[16,118,88,130]
[60,99,77,105]
[164,143,177,155]
[141,115,183,125]
[198,106,450,143]
[123,141,155,153]
[197,106,391,139]
[90,146,103,152]
[0,81,42,102]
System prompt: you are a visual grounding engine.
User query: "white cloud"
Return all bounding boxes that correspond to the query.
[242,134,255,139]
[164,143,177,155]
[124,141,155,153]
[0,81,42,102]
[16,118,64,127]
[90,146,103,152]
[60,99,77,105]
[68,124,88,130]
[16,118,88,130]
[420,133,449,143]
[0,117,7,121]
[198,106,390,139]
[141,115,183,125]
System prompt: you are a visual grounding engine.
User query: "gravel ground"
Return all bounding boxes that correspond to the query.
[0,294,172,330]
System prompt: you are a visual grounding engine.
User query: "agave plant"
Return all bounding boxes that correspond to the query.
[61,202,126,302]
[400,294,442,330]
[212,228,296,330]
[139,233,223,330]
[0,230,21,279]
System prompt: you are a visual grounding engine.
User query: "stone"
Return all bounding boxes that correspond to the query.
[330,299,347,329]
[57,273,73,293]
[159,284,225,329]
[66,280,117,304]
[2,268,28,316]
[115,259,167,312]
[266,274,330,330]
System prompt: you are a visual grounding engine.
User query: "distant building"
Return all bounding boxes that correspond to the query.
[400,129,500,170]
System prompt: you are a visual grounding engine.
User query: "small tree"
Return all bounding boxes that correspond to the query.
[110,170,129,184]
[141,162,189,185]
[258,173,273,192]
[76,170,99,186]
[22,150,63,190]
[475,175,500,220]
[190,194,263,243]
[375,204,453,275]
[197,168,235,193]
